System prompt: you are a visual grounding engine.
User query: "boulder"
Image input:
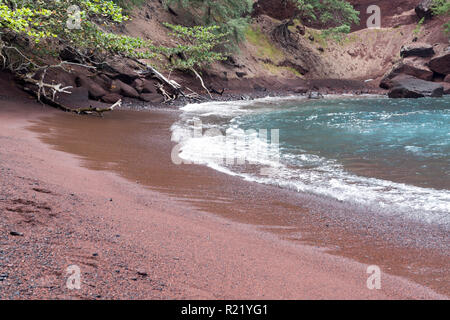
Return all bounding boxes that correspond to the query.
[400,43,434,58]
[428,52,450,75]
[76,75,108,100]
[101,93,123,104]
[120,82,140,99]
[110,79,140,98]
[132,78,145,93]
[253,84,267,92]
[98,74,113,88]
[109,79,122,94]
[444,74,450,83]
[296,24,305,36]
[437,82,450,94]
[106,59,140,83]
[139,93,165,104]
[380,59,434,89]
[33,68,77,89]
[387,75,443,98]
[415,0,434,20]
[141,79,156,93]
[308,91,324,99]
[55,87,89,108]
[293,86,308,94]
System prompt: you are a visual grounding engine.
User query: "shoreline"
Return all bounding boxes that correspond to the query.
[0,78,448,299]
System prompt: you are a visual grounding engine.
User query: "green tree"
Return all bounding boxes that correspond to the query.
[165,0,253,43]
[0,0,156,63]
[161,23,228,70]
[432,0,450,33]
[291,0,360,34]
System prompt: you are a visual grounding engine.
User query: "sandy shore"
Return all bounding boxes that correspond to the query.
[0,75,448,299]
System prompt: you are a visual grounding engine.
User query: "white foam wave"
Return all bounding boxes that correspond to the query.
[172,97,450,226]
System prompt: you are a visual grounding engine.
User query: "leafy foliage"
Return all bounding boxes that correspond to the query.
[0,0,229,72]
[413,17,425,35]
[432,0,450,33]
[291,0,359,35]
[160,23,228,70]
[0,0,157,58]
[165,0,253,43]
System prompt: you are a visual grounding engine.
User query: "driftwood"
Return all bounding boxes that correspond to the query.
[23,84,121,116]
[0,42,119,115]
[129,57,183,94]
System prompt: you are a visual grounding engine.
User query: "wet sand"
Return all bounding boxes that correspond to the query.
[0,75,448,299]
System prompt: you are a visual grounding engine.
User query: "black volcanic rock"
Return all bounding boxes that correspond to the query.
[415,0,434,20]
[388,75,443,98]
[400,43,435,58]
[428,52,450,75]
[380,59,434,89]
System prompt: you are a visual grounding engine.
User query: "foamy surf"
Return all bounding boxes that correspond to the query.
[171,95,450,226]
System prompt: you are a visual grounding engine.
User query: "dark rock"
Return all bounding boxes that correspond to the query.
[101,93,122,104]
[400,43,434,58]
[296,24,305,36]
[380,60,434,89]
[387,75,443,98]
[111,79,140,98]
[33,68,77,89]
[139,93,164,104]
[438,82,450,94]
[308,91,323,99]
[98,74,113,88]
[120,83,140,99]
[415,0,434,20]
[308,35,314,41]
[253,84,267,92]
[76,75,108,100]
[55,87,90,108]
[109,80,122,94]
[293,86,309,94]
[132,79,145,93]
[10,231,24,236]
[106,60,140,83]
[137,270,148,277]
[428,52,450,75]
[141,79,156,93]
[236,72,247,78]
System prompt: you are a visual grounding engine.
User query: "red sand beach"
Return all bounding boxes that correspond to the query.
[0,74,448,299]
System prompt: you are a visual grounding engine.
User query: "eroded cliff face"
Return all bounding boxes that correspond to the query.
[124,0,447,85]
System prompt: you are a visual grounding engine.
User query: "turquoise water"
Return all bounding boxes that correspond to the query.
[236,97,450,190]
[172,96,450,224]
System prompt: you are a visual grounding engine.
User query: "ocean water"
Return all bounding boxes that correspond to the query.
[171,95,450,225]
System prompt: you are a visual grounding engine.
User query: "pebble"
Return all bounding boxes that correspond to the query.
[10,231,24,237]
[137,269,148,277]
